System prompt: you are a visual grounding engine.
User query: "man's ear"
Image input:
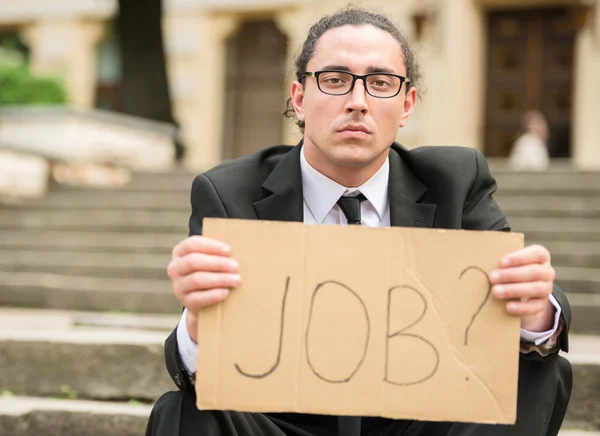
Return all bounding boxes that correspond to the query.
[399,86,417,128]
[290,80,306,124]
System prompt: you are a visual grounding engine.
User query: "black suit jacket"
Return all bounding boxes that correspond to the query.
[163,142,571,433]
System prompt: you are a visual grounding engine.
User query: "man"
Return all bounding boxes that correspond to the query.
[146,8,572,436]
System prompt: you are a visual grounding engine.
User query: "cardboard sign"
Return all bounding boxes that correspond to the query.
[196,218,524,424]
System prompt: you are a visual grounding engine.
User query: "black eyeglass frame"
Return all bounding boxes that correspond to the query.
[302,70,411,99]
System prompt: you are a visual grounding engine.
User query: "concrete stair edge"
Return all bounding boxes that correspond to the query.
[0,396,151,436]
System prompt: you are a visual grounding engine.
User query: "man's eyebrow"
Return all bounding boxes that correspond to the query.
[366,66,397,74]
[318,65,398,74]
[320,65,351,72]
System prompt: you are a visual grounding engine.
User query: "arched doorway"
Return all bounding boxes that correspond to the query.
[484,7,576,158]
[222,19,289,160]
[95,22,122,112]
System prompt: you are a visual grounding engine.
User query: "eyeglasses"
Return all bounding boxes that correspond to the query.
[303,70,410,99]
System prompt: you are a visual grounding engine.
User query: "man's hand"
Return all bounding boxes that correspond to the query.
[490,244,556,332]
[167,235,241,343]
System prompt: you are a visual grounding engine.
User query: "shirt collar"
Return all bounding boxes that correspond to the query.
[300,146,389,224]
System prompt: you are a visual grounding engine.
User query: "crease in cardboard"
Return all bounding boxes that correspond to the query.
[383,227,393,417]
[296,225,308,413]
[449,343,506,421]
[216,222,227,408]
[405,232,447,330]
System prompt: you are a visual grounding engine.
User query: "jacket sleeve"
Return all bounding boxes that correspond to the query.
[165,174,229,394]
[462,149,570,354]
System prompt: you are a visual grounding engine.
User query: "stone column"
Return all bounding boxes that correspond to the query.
[180,13,241,171]
[573,7,600,169]
[274,8,306,147]
[21,20,104,109]
[422,0,486,151]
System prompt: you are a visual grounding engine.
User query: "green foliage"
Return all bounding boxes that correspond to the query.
[0,64,67,106]
[60,384,79,399]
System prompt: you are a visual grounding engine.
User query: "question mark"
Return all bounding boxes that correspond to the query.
[459,266,493,346]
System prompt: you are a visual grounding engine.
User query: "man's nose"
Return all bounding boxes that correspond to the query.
[345,79,369,114]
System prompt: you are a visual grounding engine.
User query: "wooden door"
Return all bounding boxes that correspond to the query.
[484,8,576,158]
[223,20,288,160]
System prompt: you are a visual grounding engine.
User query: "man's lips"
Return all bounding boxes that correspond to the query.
[337,124,372,134]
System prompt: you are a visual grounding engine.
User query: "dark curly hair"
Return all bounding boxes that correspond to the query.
[283,7,422,131]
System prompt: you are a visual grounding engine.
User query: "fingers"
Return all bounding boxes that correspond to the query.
[172,235,230,259]
[183,288,231,312]
[504,297,548,317]
[490,244,556,323]
[490,263,555,285]
[492,281,553,300]
[169,236,240,313]
[168,252,239,279]
[500,244,550,268]
[175,271,241,295]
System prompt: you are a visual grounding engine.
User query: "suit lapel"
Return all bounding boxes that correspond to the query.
[253,144,304,223]
[388,144,437,228]
[252,142,437,228]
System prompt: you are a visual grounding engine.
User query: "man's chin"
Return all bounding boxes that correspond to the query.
[326,146,381,168]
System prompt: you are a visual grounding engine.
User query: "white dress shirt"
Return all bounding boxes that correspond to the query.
[177,147,561,373]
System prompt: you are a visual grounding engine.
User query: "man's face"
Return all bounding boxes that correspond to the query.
[291,24,417,171]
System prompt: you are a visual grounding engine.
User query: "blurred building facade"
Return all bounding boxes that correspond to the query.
[0,0,598,171]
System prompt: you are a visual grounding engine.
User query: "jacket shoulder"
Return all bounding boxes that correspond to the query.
[404,145,479,164]
[199,145,292,185]
[196,145,294,201]
[398,145,482,181]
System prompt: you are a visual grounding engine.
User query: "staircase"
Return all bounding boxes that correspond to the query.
[0,166,598,435]
[492,168,600,433]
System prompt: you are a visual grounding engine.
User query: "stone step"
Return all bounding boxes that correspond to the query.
[0,249,171,279]
[555,267,600,294]
[8,190,191,210]
[497,186,600,197]
[0,307,180,332]
[551,253,600,269]
[493,172,600,195]
[497,196,600,218]
[0,397,597,436]
[0,307,177,402]
[0,271,180,313]
[0,396,151,436]
[0,208,190,232]
[563,335,600,430]
[569,293,600,335]
[560,432,600,436]
[512,217,600,233]
[537,242,600,269]
[0,229,181,253]
[0,323,174,401]
[539,241,600,256]
[52,170,196,193]
[511,218,600,242]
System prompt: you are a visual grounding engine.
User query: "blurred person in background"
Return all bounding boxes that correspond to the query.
[509,110,551,171]
[146,7,572,436]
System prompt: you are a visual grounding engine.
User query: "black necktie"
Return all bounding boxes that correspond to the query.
[335,193,365,435]
[336,193,367,225]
